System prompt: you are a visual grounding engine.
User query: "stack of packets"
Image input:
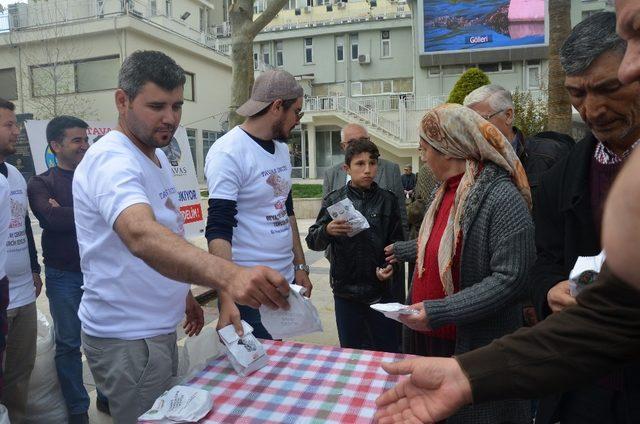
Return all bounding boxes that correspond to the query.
[370,302,420,323]
[327,198,370,237]
[568,251,606,297]
[138,385,213,423]
[218,321,268,376]
[260,284,323,339]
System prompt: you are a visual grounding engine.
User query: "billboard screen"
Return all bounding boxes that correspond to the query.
[422,0,546,53]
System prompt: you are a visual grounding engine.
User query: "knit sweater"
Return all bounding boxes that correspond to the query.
[393,162,535,424]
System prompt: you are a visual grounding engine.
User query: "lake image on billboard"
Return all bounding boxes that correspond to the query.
[424,0,545,53]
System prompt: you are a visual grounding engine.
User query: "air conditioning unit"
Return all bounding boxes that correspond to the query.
[304,5,312,13]
[358,54,370,64]
[336,1,346,8]
[294,7,301,15]
[7,3,26,29]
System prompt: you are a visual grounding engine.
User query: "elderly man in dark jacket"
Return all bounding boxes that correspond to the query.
[528,12,640,424]
[464,84,573,199]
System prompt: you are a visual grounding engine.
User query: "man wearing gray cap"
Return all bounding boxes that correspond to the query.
[205,70,312,337]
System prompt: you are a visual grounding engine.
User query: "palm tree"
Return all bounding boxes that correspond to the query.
[546,0,572,134]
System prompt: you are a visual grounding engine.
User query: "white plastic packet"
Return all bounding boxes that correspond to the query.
[327,198,370,237]
[218,321,268,376]
[370,302,420,323]
[260,284,323,339]
[138,385,213,423]
[568,251,606,297]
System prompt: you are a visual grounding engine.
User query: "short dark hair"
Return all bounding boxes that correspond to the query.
[118,50,186,99]
[0,98,15,112]
[560,11,626,75]
[251,97,297,118]
[345,137,379,165]
[46,115,89,152]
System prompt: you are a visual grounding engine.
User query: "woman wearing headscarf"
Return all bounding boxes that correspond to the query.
[385,103,535,423]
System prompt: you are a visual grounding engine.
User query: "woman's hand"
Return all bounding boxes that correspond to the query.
[399,302,431,332]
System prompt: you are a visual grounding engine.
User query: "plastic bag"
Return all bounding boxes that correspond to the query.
[259,284,323,339]
[24,310,68,424]
[176,327,221,383]
[327,198,370,237]
[138,385,213,423]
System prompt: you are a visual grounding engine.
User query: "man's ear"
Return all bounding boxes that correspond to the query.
[271,99,283,113]
[49,141,61,155]
[342,163,349,173]
[504,108,515,126]
[114,89,129,114]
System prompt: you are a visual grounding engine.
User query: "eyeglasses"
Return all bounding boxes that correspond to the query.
[480,109,505,121]
[295,110,304,119]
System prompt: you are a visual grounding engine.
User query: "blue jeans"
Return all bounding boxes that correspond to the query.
[45,266,91,414]
[236,304,273,340]
[334,295,401,353]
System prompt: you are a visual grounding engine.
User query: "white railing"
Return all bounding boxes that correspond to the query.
[405,95,448,111]
[262,10,412,34]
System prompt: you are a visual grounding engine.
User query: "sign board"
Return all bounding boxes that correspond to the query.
[25,121,205,238]
[420,0,546,54]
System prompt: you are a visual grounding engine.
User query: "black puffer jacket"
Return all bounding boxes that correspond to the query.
[306,182,404,303]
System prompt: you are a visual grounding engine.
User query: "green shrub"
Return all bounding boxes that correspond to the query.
[447,68,491,104]
[292,184,323,198]
[512,89,548,137]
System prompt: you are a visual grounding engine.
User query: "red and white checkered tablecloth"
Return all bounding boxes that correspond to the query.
[175,340,409,423]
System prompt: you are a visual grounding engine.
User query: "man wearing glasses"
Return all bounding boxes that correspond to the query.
[205,70,312,338]
[464,84,573,200]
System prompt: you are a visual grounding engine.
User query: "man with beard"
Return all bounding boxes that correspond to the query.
[0,98,42,424]
[205,69,312,338]
[73,51,291,423]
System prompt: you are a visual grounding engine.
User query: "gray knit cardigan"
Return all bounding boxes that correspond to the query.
[394,163,535,424]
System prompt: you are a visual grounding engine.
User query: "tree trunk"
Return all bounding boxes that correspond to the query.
[546,0,572,134]
[228,0,290,129]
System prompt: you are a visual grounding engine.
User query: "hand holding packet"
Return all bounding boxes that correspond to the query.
[259,284,323,339]
[568,251,606,297]
[370,302,420,323]
[327,198,370,237]
[218,321,268,376]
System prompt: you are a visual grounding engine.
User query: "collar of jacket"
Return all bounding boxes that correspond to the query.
[559,133,598,213]
[512,126,527,162]
[347,181,379,199]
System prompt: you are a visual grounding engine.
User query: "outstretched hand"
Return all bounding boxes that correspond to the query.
[225,265,290,310]
[375,357,473,423]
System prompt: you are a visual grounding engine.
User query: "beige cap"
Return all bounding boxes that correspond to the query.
[236,70,304,117]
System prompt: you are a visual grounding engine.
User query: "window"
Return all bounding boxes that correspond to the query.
[304,38,313,64]
[283,0,297,10]
[184,72,195,101]
[186,128,197,170]
[478,62,499,73]
[76,57,120,92]
[275,41,284,67]
[350,81,362,96]
[381,80,393,93]
[150,0,157,15]
[381,30,391,58]
[253,52,259,70]
[165,0,172,16]
[254,0,265,14]
[428,66,440,77]
[393,78,413,93]
[336,36,344,62]
[32,56,120,97]
[350,33,359,60]
[261,44,270,66]
[202,130,221,157]
[0,68,18,100]
[199,7,207,32]
[527,64,541,89]
[442,65,464,75]
[500,61,513,71]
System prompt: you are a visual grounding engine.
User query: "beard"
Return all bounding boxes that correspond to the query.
[271,117,294,143]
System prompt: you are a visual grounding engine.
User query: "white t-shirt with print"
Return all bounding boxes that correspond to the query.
[5,163,35,309]
[0,175,10,280]
[205,126,294,283]
[73,130,189,340]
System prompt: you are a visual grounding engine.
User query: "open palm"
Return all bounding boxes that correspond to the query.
[375,357,472,423]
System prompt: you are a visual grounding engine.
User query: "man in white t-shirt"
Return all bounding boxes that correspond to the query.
[0,98,42,424]
[0,173,9,402]
[205,70,312,338]
[73,51,290,423]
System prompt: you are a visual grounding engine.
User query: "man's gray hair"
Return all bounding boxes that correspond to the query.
[463,84,514,113]
[560,11,626,76]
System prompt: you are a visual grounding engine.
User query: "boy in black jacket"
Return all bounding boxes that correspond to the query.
[306,138,403,352]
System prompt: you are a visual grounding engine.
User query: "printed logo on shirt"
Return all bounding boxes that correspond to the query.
[9,196,25,229]
[165,197,185,237]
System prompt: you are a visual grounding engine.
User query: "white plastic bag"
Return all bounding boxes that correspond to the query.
[327,198,370,237]
[138,385,213,423]
[371,302,420,323]
[24,310,68,424]
[176,327,221,383]
[259,284,323,339]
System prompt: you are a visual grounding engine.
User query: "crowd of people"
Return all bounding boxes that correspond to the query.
[0,3,638,424]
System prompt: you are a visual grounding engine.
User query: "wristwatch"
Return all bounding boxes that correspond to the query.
[294,264,310,274]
